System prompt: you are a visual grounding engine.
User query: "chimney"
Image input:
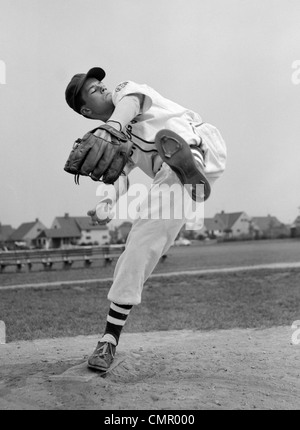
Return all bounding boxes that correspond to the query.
[64,213,69,218]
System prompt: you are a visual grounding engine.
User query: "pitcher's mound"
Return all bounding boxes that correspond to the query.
[51,349,166,383]
[0,328,299,409]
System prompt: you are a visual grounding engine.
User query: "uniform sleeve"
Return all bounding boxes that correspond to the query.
[112,81,152,115]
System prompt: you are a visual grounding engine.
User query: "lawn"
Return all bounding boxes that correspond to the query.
[0,238,299,287]
[1,268,299,342]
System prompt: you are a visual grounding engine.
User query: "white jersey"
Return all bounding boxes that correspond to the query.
[111,81,205,178]
[98,81,227,205]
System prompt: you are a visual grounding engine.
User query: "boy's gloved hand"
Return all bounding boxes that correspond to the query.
[64,124,132,185]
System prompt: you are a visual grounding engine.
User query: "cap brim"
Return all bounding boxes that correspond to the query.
[85,67,106,82]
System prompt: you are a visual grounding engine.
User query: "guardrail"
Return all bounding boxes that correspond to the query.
[0,245,125,273]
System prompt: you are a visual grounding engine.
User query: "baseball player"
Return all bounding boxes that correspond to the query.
[65,67,227,371]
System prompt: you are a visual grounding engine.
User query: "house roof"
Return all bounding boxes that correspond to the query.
[54,217,80,235]
[252,216,283,231]
[55,216,108,232]
[9,222,35,240]
[215,212,244,230]
[37,228,81,239]
[0,225,15,242]
[9,220,45,241]
[74,216,108,231]
[203,218,221,231]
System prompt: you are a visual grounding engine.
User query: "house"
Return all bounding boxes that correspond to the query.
[291,215,300,238]
[48,213,110,248]
[0,223,15,249]
[74,217,110,245]
[252,215,289,239]
[196,217,225,238]
[196,212,252,239]
[7,219,47,249]
[35,227,81,249]
[213,211,253,238]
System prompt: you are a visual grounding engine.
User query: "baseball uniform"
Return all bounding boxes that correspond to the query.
[95,81,227,305]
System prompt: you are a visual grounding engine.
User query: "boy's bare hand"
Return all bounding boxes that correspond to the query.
[87,202,114,225]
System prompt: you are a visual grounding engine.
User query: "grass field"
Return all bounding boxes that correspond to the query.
[0,238,299,287]
[0,268,300,342]
[0,239,299,343]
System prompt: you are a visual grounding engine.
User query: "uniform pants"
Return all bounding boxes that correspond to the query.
[107,122,226,305]
[107,164,203,305]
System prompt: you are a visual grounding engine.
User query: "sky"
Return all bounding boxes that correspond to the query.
[0,0,300,229]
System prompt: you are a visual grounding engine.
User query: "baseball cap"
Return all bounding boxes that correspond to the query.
[65,67,106,113]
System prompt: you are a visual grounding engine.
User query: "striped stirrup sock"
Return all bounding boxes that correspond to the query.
[101,302,133,346]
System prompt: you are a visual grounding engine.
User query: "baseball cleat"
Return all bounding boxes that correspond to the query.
[87,341,116,371]
[155,129,211,201]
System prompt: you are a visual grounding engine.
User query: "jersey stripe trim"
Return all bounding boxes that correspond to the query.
[132,143,158,153]
[130,131,155,145]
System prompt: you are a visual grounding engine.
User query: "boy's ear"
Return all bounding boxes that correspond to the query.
[80,106,92,117]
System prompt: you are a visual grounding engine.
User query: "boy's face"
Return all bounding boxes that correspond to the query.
[80,77,114,120]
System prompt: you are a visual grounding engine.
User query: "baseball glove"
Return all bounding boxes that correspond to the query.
[64,124,133,185]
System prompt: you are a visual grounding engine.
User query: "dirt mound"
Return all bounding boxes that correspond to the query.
[0,327,299,410]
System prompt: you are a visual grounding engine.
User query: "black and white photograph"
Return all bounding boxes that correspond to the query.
[0,0,300,412]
